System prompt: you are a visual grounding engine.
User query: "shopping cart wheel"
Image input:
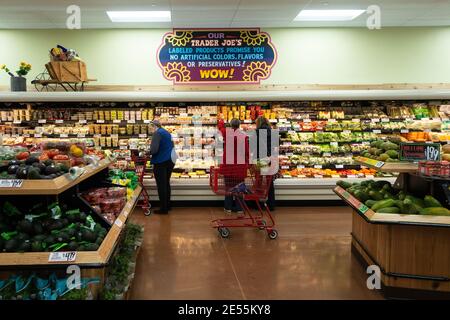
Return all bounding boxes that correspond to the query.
[268,229,278,240]
[257,220,266,230]
[144,208,152,216]
[218,227,230,238]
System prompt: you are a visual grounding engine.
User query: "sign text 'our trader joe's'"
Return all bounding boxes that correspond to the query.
[157,29,277,84]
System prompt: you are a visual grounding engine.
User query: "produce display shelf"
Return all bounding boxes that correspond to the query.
[0,159,111,195]
[280,129,440,133]
[333,186,450,227]
[0,185,142,267]
[354,156,418,173]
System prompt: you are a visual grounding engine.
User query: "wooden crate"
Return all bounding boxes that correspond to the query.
[46,61,88,82]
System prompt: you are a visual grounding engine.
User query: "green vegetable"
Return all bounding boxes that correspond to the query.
[3,201,21,217]
[376,207,400,214]
[371,199,397,211]
[365,200,376,207]
[1,231,17,241]
[369,190,384,201]
[424,195,442,208]
[336,180,352,189]
[419,207,450,216]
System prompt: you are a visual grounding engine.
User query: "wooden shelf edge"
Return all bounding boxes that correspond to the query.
[354,156,418,173]
[0,185,142,267]
[0,159,112,195]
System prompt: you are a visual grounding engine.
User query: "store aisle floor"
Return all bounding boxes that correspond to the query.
[129,207,383,300]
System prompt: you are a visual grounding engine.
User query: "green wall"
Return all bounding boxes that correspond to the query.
[0,27,449,86]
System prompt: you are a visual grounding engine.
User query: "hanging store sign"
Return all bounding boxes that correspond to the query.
[157,28,277,84]
[400,142,441,161]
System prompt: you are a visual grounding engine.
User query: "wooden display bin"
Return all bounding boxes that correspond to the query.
[0,158,143,299]
[335,183,450,299]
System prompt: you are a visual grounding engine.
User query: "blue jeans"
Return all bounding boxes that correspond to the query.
[224,195,242,212]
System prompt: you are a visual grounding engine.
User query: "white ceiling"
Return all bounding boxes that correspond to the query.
[0,0,449,28]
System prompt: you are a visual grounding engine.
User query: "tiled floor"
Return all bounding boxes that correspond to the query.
[129,206,383,300]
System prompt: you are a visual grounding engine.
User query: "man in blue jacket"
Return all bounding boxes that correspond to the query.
[149,120,177,214]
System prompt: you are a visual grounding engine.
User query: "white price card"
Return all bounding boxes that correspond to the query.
[373,130,382,134]
[60,134,68,138]
[335,164,344,169]
[94,134,102,138]
[323,152,331,157]
[281,166,290,170]
[365,175,375,179]
[0,179,23,188]
[180,113,188,117]
[371,118,380,123]
[314,165,323,169]
[115,218,123,228]
[38,119,47,124]
[143,120,151,124]
[13,120,21,124]
[139,134,147,138]
[303,118,311,123]
[34,134,42,138]
[48,251,77,263]
[79,120,87,124]
[297,165,305,169]
[269,119,277,123]
[113,119,121,124]
[331,174,341,178]
[421,117,430,121]
[77,134,86,138]
[283,142,292,146]
[330,142,338,147]
[381,118,390,122]
[286,153,294,157]
[347,174,358,178]
[424,129,431,133]
[128,120,136,124]
[352,118,361,122]
[314,175,323,179]
[23,134,30,138]
[55,119,64,124]
[343,130,351,134]
[244,120,252,123]
[120,146,128,150]
[328,119,336,123]
[400,129,409,133]
[111,134,119,138]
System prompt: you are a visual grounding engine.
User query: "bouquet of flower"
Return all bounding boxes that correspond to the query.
[1,62,32,77]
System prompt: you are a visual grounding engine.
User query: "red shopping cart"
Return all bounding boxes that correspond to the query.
[210,164,278,239]
[131,155,152,216]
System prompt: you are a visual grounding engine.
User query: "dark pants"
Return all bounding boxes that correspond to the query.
[153,160,175,212]
[266,180,275,211]
[224,176,243,212]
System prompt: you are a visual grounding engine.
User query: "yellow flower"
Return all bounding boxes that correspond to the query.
[26,64,31,69]
[0,64,5,70]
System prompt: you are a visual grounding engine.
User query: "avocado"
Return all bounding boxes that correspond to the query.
[15,167,28,179]
[65,228,76,238]
[95,237,104,245]
[44,165,58,176]
[32,234,46,242]
[17,220,34,234]
[7,165,19,175]
[16,232,30,241]
[60,218,69,228]
[56,231,70,243]
[67,241,78,251]
[57,164,69,173]
[32,221,44,235]
[32,162,46,174]
[17,240,31,252]
[27,167,41,180]
[43,159,54,166]
[8,160,21,166]
[44,235,55,246]
[31,241,43,252]
[25,157,39,166]
[81,229,96,242]
[4,239,18,252]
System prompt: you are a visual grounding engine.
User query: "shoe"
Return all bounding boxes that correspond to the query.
[224,209,232,214]
[154,209,168,215]
[236,210,244,214]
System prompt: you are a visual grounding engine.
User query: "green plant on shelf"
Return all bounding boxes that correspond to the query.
[1,62,32,77]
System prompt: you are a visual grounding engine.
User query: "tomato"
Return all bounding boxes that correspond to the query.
[53,154,69,160]
[46,149,60,159]
[16,151,29,160]
[38,153,49,161]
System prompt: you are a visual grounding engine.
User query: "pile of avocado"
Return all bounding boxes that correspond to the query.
[360,138,400,162]
[0,158,69,180]
[337,179,450,216]
[0,201,108,253]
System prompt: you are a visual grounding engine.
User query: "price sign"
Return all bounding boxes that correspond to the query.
[347,174,358,178]
[97,119,105,124]
[115,218,124,228]
[79,120,87,124]
[328,119,336,123]
[400,142,440,161]
[303,119,311,123]
[365,175,375,178]
[335,164,344,169]
[401,129,409,133]
[38,119,47,124]
[330,142,338,147]
[314,175,323,178]
[352,118,360,122]
[269,119,277,123]
[424,129,431,133]
[373,130,382,134]
[286,153,294,156]
[60,134,68,138]
[34,134,42,138]
[139,134,147,138]
[323,152,331,157]
[13,120,21,124]
[244,120,252,123]
[314,165,323,169]
[113,119,122,124]
[371,118,380,123]
[144,120,151,124]
[77,134,86,138]
[381,118,389,123]
[331,174,341,178]
[55,119,64,124]
[283,142,291,146]
[297,165,305,169]
[128,120,136,124]
[48,251,77,263]
[120,146,128,150]
[281,166,290,170]
[343,130,351,134]
[0,179,23,188]
[421,117,430,121]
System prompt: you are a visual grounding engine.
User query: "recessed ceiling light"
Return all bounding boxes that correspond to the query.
[294,9,365,21]
[107,11,171,22]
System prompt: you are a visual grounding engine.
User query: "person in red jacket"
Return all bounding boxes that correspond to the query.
[218,118,249,213]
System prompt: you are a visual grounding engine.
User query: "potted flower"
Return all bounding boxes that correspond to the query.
[1,62,32,92]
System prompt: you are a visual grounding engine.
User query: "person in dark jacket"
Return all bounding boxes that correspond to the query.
[255,116,276,211]
[149,120,177,214]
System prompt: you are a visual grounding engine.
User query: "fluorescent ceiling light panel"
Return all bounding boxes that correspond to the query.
[294,9,365,21]
[107,11,171,22]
